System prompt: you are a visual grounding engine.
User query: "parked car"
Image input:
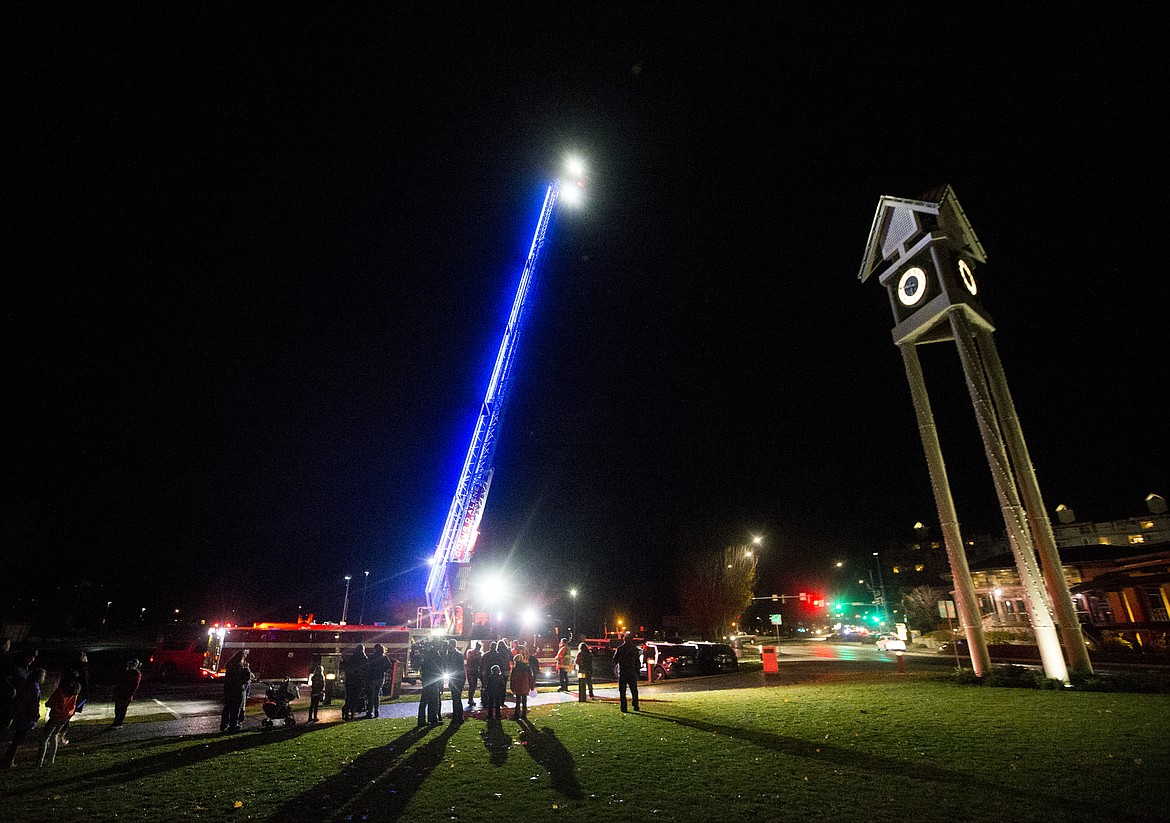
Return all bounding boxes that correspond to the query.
[689,642,739,675]
[874,633,906,651]
[148,636,208,681]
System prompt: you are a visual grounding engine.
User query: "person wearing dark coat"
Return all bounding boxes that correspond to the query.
[0,640,22,738]
[2,668,45,768]
[364,644,391,719]
[416,642,443,727]
[575,642,595,698]
[612,633,641,712]
[441,640,465,724]
[342,645,369,721]
[112,659,143,728]
[464,641,482,708]
[219,652,249,732]
[483,664,506,720]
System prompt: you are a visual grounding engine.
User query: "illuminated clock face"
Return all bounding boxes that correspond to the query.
[958,259,977,296]
[897,267,927,307]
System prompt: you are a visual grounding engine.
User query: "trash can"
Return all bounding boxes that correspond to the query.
[761,645,779,674]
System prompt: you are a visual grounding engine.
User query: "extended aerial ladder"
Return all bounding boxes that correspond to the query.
[421,165,582,632]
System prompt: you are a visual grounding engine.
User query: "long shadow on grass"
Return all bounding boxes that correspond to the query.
[480,718,513,766]
[517,717,582,799]
[272,722,456,822]
[13,724,331,796]
[637,709,1093,816]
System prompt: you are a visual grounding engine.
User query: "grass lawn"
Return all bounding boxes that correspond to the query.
[2,671,1165,822]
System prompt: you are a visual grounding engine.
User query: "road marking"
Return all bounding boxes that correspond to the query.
[152,698,181,719]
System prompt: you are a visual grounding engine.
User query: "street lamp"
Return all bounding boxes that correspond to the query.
[569,588,578,640]
[341,575,352,625]
[873,552,888,623]
[360,570,369,625]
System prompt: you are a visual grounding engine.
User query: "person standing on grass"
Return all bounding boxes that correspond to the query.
[612,632,640,713]
[38,678,80,766]
[0,639,17,738]
[60,651,90,745]
[442,640,465,724]
[307,665,325,722]
[2,668,45,768]
[575,642,595,698]
[112,659,142,728]
[416,641,443,727]
[365,644,391,719]
[464,641,482,708]
[483,664,506,720]
[510,645,533,720]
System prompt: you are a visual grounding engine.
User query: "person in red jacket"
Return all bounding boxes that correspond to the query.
[111,659,141,728]
[510,645,534,720]
[38,678,80,766]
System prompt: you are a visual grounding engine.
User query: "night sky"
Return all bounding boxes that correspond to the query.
[5,6,1165,632]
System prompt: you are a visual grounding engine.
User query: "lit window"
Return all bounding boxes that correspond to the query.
[892,566,901,574]
[915,564,925,572]
[1098,537,1112,545]
[1128,535,1146,544]
[1141,521,1154,529]
[931,542,940,549]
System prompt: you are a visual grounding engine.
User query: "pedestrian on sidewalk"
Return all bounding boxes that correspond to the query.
[364,644,390,719]
[342,644,368,721]
[218,652,248,732]
[555,638,571,691]
[464,641,482,708]
[2,668,45,768]
[575,642,595,698]
[112,659,142,728]
[38,678,80,766]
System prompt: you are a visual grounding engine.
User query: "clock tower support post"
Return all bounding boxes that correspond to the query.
[973,324,1093,675]
[900,342,990,676]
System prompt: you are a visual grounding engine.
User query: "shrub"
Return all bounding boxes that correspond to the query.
[984,665,1038,688]
[951,667,982,685]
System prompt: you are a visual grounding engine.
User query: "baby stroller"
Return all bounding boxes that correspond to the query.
[261,678,300,727]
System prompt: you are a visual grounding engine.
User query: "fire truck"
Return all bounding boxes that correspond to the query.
[203,619,416,699]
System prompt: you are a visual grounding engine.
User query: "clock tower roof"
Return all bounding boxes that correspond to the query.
[858,184,987,283]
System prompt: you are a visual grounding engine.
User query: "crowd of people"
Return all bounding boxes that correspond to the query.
[0,630,647,766]
[1,638,139,769]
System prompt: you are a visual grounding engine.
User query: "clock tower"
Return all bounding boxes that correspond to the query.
[859,185,1092,680]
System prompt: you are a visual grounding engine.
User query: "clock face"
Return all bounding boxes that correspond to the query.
[958,259,977,296]
[897,267,927,307]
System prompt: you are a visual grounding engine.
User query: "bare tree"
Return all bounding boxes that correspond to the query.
[901,585,947,633]
[674,543,758,640]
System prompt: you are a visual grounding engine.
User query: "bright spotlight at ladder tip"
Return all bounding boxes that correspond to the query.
[565,156,585,177]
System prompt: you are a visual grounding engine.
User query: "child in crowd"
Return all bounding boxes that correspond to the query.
[484,664,506,720]
[510,647,533,720]
[39,679,81,766]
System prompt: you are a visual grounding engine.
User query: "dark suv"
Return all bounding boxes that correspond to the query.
[689,642,739,675]
[643,642,699,679]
